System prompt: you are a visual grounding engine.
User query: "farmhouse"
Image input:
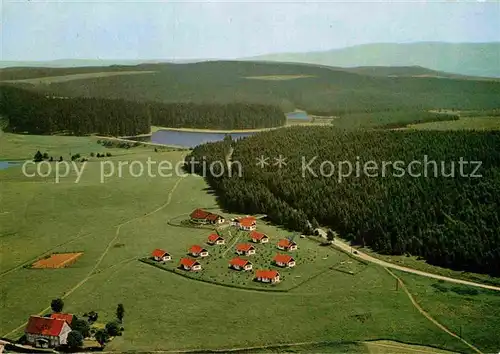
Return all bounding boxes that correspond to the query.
[250,231,269,243]
[179,258,202,271]
[25,316,71,349]
[277,239,298,251]
[207,233,225,245]
[235,243,256,256]
[233,216,257,231]
[49,313,74,325]
[274,254,296,268]
[151,249,171,262]
[190,209,225,225]
[189,245,209,257]
[255,270,280,283]
[229,257,253,271]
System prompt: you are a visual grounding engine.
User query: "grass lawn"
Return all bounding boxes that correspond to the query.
[2,71,156,85]
[243,75,315,81]
[0,133,492,353]
[408,116,500,131]
[142,222,361,291]
[395,270,500,354]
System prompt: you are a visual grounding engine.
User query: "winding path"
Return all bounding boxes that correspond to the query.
[331,237,500,292]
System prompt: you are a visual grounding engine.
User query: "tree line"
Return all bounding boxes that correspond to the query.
[185,127,500,275]
[0,85,285,136]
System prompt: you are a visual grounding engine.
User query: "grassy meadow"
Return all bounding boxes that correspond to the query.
[0,133,494,353]
[408,116,500,131]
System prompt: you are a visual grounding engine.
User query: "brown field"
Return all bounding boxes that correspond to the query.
[31,253,83,269]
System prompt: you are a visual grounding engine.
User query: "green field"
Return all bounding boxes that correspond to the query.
[143,221,363,291]
[408,116,500,131]
[0,133,496,353]
[2,71,156,85]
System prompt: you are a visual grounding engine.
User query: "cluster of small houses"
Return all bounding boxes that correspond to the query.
[151,209,299,284]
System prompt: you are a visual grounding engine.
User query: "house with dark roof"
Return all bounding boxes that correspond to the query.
[229,257,253,271]
[235,243,256,256]
[151,249,171,262]
[25,316,72,348]
[273,254,296,268]
[277,239,298,251]
[207,233,225,245]
[255,270,280,283]
[250,231,269,243]
[190,209,225,225]
[179,258,202,271]
[189,245,209,257]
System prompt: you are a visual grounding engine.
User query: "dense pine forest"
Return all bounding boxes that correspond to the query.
[5,61,500,115]
[0,85,285,135]
[148,102,285,130]
[186,127,500,275]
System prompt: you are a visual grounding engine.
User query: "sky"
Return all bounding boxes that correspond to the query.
[2,0,500,61]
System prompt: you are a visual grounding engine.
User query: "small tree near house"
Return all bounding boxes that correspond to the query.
[66,330,83,349]
[116,303,125,323]
[51,298,64,313]
[71,318,90,338]
[95,329,109,347]
[105,321,121,336]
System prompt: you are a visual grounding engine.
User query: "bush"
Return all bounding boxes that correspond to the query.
[66,330,83,349]
[105,321,121,336]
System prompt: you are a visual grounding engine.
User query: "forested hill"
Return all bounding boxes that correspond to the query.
[3,61,500,115]
[186,128,500,275]
[0,85,285,135]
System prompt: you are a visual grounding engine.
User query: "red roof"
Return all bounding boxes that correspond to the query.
[179,258,199,268]
[208,233,223,243]
[190,208,210,219]
[50,313,74,325]
[274,254,295,264]
[206,213,222,221]
[25,316,66,336]
[239,217,256,227]
[236,243,254,252]
[189,245,207,254]
[278,239,296,248]
[255,270,279,279]
[230,257,251,267]
[152,249,169,258]
[250,231,268,241]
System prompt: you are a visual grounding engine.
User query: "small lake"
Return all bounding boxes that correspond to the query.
[0,161,21,170]
[286,111,309,120]
[151,130,256,148]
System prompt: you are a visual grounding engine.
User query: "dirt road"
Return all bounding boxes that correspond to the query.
[332,237,500,292]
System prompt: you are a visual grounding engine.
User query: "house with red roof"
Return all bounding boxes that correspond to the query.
[151,249,171,262]
[49,313,74,326]
[232,216,256,231]
[229,257,253,271]
[274,254,296,268]
[255,270,280,283]
[189,245,209,257]
[179,258,202,271]
[207,233,225,245]
[277,239,298,251]
[250,231,269,244]
[235,243,256,256]
[25,316,72,348]
[190,209,225,225]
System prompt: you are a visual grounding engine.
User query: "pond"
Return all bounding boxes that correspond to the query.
[285,111,309,120]
[0,161,21,170]
[151,130,256,148]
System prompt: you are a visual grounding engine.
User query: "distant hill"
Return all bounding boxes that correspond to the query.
[245,42,500,78]
[0,58,211,69]
[2,60,500,115]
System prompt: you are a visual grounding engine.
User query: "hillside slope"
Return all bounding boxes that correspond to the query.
[3,61,500,115]
[246,42,500,78]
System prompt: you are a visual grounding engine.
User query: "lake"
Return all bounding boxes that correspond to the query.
[0,161,21,170]
[151,130,256,148]
[285,111,309,120]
